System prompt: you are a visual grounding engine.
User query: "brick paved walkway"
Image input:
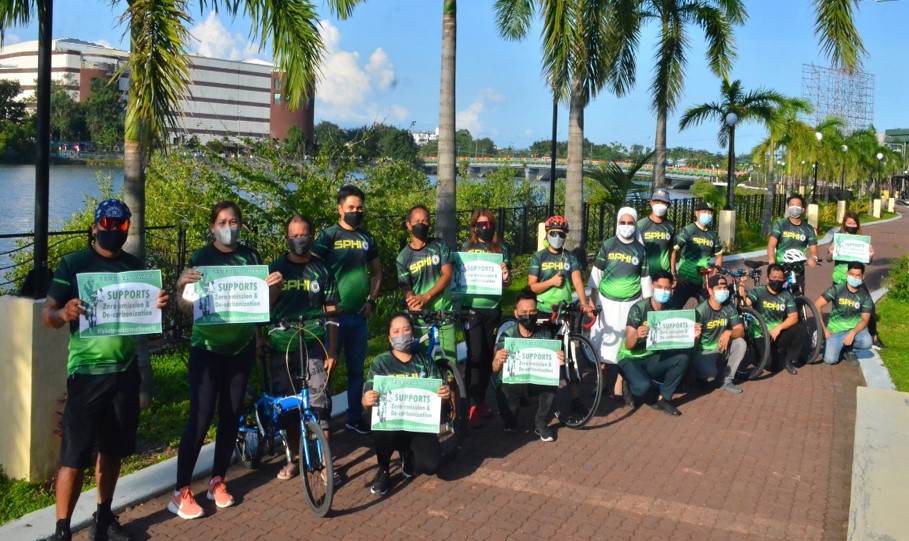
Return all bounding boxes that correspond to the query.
[75,214,905,541]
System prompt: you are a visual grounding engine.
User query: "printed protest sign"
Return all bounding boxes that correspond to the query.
[77,270,162,337]
[452,252,503,296]
[371,376,443,433]
[502,338,561,386]
[646,309,696,351]
[832,233,872,264]
[191,265,269,325]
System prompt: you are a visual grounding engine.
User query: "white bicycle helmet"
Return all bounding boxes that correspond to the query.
[782,248,807,264]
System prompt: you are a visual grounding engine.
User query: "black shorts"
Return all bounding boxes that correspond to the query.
[60,362,140,469]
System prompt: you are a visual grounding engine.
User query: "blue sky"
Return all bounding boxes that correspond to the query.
[5,0,908,153]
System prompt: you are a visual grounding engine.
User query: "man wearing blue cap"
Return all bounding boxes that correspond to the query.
[42,199,169,541]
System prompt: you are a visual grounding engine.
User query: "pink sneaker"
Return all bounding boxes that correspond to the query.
[167,486,204,519]
[206,476,235,508]
[468,405,482,429]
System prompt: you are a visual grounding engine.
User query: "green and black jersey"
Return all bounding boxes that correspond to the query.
[493,324,555,385]
[617,298,658,360]
[770,217,817,263]
[188,242,263,354]
[267,255,340,353]
[460,241,511,310]
[821,283,872,333]
[48,247,145,376]
[312,224,379,314]
[831,261,848,285]
[675,223,722,283]
[591,237,648,302]
[694,299,742,351]
[528,248,581,312]
[638,216,675,276]
[396,238,453,312]
[746,285,796,331]
[364,351,442,393]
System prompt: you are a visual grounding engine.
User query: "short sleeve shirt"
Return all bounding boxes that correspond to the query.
[363,351,443,393]
[770,217,817,263]
[312,224,379,313]
[617,298,658,361]
[694,299,742,351]
[675,223,722,283]
[459,241,511,310]
[821,282,873,333]
[47,247,145,376]
[267,255,340,352]
[592,237,648,302]
[396,239,453,312]
[746,285,796,331]
[528,248,582,312]
[638,216,675,276]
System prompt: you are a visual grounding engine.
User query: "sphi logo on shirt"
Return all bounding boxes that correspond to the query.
[310,281,321,293]
[563,262,570,271]
[632,257,640,265]
[431,254,440,265]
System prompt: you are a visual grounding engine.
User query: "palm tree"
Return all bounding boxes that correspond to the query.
[495,0,642,251]
[645,0,745,190]
[586,151,653,218]
[435,0,458,249]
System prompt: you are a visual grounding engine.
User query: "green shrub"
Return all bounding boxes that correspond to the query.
[886,255,909,302]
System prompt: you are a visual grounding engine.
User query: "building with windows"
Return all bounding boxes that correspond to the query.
[0,38,313,145]
[411,128,438,146]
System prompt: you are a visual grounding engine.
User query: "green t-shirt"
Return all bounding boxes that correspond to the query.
[821,282,872,333]
[592,237,648,302]
[396,238,453,312]
[188,242,263,354]
[770,217,817,263]
[267,255,340,353]
[363,350,442,393]
[312,224,379,313]
[638,216,675,276]
[675,223,722,283]
[746,285,796,331]
[617,298,658,360]
[694,299,742,351]
[528,247,581,312]
[493,323,555,385]
[47,247,145,376]
[831,261,848,285]
[459,241,511,310]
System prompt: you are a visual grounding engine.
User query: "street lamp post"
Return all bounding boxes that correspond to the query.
[799,160,805,194]
[725,112,738,210]
[812,131,822,203]
[840,145,848,198]
[876,152,884,198]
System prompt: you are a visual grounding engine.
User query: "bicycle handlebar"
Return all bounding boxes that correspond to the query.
[268,312,342,335]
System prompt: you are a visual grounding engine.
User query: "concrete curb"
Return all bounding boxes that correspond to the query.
[859,288,896,391]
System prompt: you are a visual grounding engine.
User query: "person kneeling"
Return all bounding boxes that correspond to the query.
[693,275,747,394]
[814,262,873,366]
[492,289,565,442]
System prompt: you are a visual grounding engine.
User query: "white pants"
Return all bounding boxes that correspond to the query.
[590,295,640,365]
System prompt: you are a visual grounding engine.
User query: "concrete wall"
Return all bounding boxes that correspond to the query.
[0,296,68,482]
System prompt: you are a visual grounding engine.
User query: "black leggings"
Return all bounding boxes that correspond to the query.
[462,307,501,404]
[372,431,440,474]
[176,345,254,488]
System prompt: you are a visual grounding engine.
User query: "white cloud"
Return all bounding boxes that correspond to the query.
[523,128,534,137]
[189,12,263,61]
[457,87,506,136]
[4,34,21,45]
[388,104,409,122]
[366,48,396,90]
[94,39,113,49]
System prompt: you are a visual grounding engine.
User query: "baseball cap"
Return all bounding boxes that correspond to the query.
[695,201,714,212]
[651,189,670,203]
[94,199,132,222]
[708,274,727,288]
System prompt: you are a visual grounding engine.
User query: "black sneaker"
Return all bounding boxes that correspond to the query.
[345,419,371,435]
[44,530,71,541]
[651,399,681,417]
[401,451,415,479]
[534,425,555,442]
[844,351,860,366]
[89,511,131,541]
[872,336,885,350]
[370,468,390,495]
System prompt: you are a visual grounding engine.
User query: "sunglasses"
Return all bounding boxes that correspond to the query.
[548,231,567,239]
[474,222,492,230]
[99,217,129,231]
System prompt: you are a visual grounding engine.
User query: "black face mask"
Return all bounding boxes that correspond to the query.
[287,236,311,257]
[411,223,430,242]
[768,280,786,292]
[844,226,858,234]
[95,229,127,252]
[476,226,494,242]
[343,211,364,228]
[516,315,539,333]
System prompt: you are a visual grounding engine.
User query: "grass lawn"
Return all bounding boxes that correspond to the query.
[876,296,909,393]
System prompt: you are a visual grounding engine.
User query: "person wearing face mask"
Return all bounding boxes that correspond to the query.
[460,209,512,428]
[693,275,746,394]
[528,215,594,318]
[814,262,873,365]
[361,313,450,496]
[260,215,339,481]
[492,289,565,441]
[826,212,882,349]
[42,199,170,541]
[312,184,382,436]
[739,263,806,376]
[767,194,819,293]
[638,189,676,278]
[588,208,652,404]
[618,271,697,417]
[670,202,723,309]
[171,201,283,519]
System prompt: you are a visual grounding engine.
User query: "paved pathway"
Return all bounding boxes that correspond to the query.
[73,213,906,541]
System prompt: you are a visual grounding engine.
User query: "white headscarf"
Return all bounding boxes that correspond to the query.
[616,206,644,245]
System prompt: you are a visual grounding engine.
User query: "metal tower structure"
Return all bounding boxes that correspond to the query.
[801,64,874,134]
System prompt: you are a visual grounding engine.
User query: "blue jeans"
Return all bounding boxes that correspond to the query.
[339,313,368,423]
[823,328,872,365]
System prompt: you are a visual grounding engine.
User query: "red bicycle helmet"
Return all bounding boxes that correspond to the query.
[545,215,569,232]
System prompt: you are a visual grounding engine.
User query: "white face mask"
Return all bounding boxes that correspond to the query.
[788,205,803,218]
[547,233,566,250]
[652,203,668,217]
[617,224,636,239]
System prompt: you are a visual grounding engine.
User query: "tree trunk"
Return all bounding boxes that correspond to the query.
[761,141,776,236]
[653,106,667,190]
[122,140,146,261]
[434,0,457,249]
[565,85,585,251]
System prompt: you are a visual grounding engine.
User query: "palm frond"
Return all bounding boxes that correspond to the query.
[687,3,735,78]
[604,0,642,97]
[0,0,36,45]
[678,102,722,131]
[813,0,865,71]
[494,0,535,41]
[586,150,654,210]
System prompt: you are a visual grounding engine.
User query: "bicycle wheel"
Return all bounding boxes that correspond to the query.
[796,296,824,364]
[438,356,467,462]
[299,419,333,518]
[234,427,261,469]
[494,318,517,348]
[737,307,772,380]
[554,334,602,428]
